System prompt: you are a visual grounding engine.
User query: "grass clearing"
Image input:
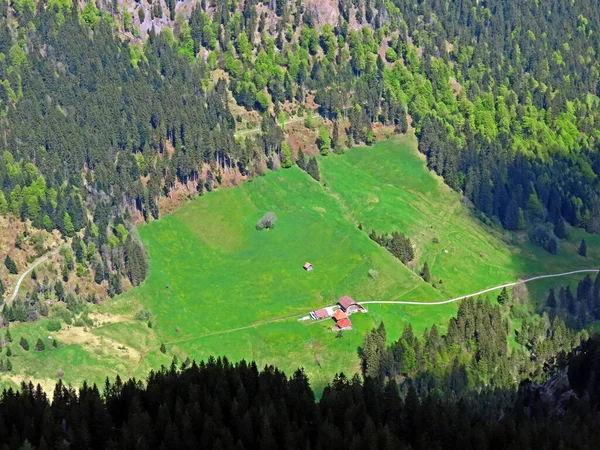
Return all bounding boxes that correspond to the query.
[3,134,599,393]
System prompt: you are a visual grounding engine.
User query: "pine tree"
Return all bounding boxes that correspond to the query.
[421,262,431,283]
[579,239,587,257]
[20,337,29,351]
[306,157,320,181]
[497,287,509,305]
[5,329,12,343]
[281,142,292,168]
[160,343,167,354]
[4,255,18,275]
[296,148,307,170]
[34,338,45,351]
[0,276,4,299]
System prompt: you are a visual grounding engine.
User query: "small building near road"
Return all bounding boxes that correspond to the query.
[303,262,314,271]
[311,308,330,320]
[337,296,364,314]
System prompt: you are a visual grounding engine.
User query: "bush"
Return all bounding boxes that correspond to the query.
[73,318,85,327]
[45,320,62,332]
[256,212,277,230]
[529,224,558,254]
[135,309,153,321]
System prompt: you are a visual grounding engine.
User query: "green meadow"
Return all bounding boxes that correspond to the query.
[3,134,599,393]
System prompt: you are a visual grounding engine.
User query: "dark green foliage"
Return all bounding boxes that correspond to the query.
[124,236,148,287]
[306,157,320,181]
[159,343,166,354]
[579,239,588,257]
[529,225,558,254]
[34,338,45,352]
[497,287,509,305]
[19,337,29,351]
[0,276,4,299]
[421,262,431,283]
[4,256,17,275]
[369,230,414,264]
[1,339,600,449]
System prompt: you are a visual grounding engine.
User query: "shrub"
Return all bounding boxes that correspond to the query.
[45,320,62,332]
[73,318,85,327]
[256,212,278,230]
[135,309,153,321]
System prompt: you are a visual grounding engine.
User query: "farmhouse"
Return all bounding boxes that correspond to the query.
[303,262,313,271]
[337,296,364,314]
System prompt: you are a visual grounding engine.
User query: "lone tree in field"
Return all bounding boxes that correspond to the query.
[160,343,167,354]
[4,255,17,275]
[34,338,45,352]
[19,337,29,351]
[421,262,431,283]
[579,239,587,257]
[256,212,277,230]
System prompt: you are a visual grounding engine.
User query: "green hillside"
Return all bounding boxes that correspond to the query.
[3,135,598,392]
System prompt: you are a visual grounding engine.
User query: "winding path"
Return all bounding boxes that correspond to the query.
[361,269,600,306]
[7,249,59,305]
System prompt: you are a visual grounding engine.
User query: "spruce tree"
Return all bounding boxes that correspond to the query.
[0,277,4,299]
[421,262,431,283]
[20,337,29,351]
[34,338,45,351]
[497,287,509,305]
[579,239,587,257]
[4,256,18,275]
[160,343,167,354]
[306,157,320,181]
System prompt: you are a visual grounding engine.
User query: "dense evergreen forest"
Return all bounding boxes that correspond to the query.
[1,0,600,259]
[0,335,600,449]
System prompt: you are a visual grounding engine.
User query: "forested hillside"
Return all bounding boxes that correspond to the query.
[1,335,600,449]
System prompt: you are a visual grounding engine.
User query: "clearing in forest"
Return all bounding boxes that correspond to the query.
[4,135,599,392]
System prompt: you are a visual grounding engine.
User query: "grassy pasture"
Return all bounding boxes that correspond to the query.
[2,134,599,393]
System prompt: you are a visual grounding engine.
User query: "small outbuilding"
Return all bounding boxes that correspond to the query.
[336,318,353,330]
[303,262,314,271]
[311,308,330,320]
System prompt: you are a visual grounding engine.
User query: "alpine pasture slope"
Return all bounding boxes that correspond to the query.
[3,135,599,392]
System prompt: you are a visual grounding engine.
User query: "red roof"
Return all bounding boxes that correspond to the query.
[333,310,348,321]
[337,318,352,329]
[338,296,357,309]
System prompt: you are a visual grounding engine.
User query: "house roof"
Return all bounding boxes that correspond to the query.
[303,262,313,268]
[337,318,352,329]
[333,310,348,321]
[313,308,330,319]
[338,296,357,309]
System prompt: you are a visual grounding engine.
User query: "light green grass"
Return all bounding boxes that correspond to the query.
[2,134,598,393]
